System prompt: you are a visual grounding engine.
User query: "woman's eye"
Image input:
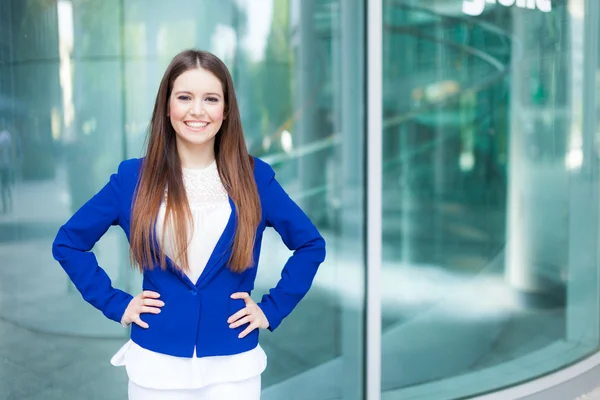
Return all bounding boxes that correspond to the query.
[206,97,219,103]
[178,95,191,101]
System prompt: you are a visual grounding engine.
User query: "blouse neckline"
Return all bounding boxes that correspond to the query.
[182,160,217,173]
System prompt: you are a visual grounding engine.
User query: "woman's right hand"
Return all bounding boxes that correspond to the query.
[121,291,164,328]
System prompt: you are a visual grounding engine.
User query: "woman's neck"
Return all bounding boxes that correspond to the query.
[176,140,216,169]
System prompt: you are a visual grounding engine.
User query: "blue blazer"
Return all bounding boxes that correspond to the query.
[52,157,326,358]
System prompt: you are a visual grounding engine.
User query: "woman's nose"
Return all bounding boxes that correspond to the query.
[189,102,205,116]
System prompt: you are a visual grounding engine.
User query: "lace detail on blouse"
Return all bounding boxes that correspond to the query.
[162,161,229,210]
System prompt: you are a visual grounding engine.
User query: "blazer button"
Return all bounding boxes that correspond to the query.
[190,290,198,296]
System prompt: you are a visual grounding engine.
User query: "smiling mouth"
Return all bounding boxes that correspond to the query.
[185,121,209,128]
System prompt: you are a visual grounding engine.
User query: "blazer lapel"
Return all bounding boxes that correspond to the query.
[123,161,198,289]
[151,220,197,290]
[195,196,236,288]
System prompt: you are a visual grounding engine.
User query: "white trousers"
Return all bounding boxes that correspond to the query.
[128,376,261,400]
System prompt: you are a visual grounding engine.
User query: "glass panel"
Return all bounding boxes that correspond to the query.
[0,0,364,398]
[381,0,600,399]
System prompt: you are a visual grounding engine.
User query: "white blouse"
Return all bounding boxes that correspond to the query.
[111,160,267,389]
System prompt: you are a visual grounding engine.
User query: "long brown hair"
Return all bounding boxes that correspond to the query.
[130,49,261,274]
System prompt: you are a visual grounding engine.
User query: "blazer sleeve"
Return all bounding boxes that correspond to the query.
[51,160,134,323]
[257,165,326,331]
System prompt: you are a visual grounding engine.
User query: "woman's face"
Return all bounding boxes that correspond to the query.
[168,67,225,152]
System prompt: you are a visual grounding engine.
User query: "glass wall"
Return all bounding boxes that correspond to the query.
[380,0,600,399]
[0,0,364,398]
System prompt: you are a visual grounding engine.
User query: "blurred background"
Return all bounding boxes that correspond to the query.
[0,0,600,399]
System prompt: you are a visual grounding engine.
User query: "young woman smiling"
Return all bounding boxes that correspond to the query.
[52,49,326,400]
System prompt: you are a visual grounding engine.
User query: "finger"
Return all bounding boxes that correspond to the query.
[134,316,149,329]
[233,292,255,306]
[238,322,257,339]
[142,298,165,307]
[227,307,249,324]
[230,292,250,301]
[142,291,161,299]
[141,306,161,315]
[229,315,252,329]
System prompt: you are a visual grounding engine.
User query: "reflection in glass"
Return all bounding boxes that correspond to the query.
[0,0,364,398]
[381,1,600,399]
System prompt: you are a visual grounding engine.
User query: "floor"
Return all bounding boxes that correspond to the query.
[579,388,600,400]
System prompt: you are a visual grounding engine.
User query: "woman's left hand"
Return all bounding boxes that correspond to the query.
[228,292,270,338]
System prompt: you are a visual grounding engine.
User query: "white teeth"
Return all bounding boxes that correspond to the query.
[185,121,208,128]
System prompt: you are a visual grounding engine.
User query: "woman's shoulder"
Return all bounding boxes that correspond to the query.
[117,157,143,172]
[114,157,143,186]
[251,156,275,185]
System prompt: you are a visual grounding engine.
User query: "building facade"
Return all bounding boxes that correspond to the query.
[0,0,599,399]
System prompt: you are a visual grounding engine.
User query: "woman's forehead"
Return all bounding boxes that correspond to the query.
[172,68,223,95]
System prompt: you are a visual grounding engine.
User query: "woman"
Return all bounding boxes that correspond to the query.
[52,49,326,399]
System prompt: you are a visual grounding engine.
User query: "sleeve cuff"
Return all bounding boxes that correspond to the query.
[257,302,281,332]
[107,291,134,325]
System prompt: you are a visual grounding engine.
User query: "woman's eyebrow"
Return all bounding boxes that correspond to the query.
[173,90,222,97]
